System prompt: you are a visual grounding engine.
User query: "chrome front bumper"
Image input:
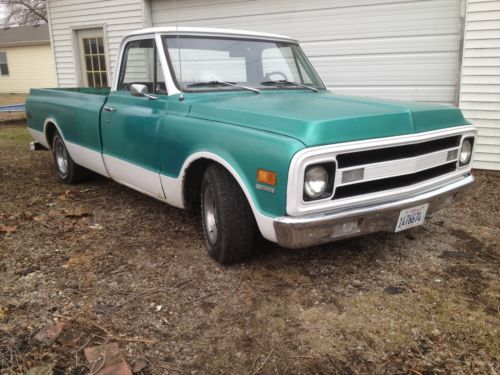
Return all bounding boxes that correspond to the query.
[274,174,474,248]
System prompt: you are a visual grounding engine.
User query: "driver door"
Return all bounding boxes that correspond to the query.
[101,37,168,199]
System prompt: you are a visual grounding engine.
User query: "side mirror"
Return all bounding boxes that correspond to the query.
[130,83,158,100]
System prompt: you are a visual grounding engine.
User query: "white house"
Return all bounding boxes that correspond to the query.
[45,0,499,170]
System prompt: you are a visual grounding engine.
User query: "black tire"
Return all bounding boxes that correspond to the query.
[52,132,90,184]
[200,164,256,264]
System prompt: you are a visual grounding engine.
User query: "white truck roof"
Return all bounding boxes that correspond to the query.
[126,26,297,43]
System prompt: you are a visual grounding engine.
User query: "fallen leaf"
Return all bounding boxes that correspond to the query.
[85,343,132,375]
[22,211,34,220]
[384,286,405,295]
[0,225,17,234]
[35,322,65,345]
[0,305,7,321]
[26,365,54,375]
[60,221,76,231]
[48,209,60,217]
[65,207,91,218]
[58,189,76,201]
[89,223,104,230]
[63,254,93,269]
[132,358,148,373]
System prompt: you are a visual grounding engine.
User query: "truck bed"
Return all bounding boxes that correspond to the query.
[26,87,110,153]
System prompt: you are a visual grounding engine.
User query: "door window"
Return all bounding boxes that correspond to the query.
[118,39,166,95]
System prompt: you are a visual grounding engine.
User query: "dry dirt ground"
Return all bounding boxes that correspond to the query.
[0,125,499,374]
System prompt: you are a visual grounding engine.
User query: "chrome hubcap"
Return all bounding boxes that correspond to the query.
[55,140,68,176]
[203,186,218,245]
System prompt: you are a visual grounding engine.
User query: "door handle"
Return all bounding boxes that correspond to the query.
[103,106,116,112]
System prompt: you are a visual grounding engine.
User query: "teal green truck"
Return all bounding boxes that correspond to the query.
[26,27,476,264]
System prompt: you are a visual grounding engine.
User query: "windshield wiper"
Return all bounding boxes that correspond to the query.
[260,80,319,92]
[186,81,260,94]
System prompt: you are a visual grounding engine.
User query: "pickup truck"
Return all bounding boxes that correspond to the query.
[26,27,476,264]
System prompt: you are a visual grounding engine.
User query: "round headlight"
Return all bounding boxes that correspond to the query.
[304,165,329,199]
[459,139,472,165]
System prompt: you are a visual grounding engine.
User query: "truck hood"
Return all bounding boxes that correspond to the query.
[186,91,469,146]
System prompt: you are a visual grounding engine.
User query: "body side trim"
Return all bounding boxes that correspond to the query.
[103,154,166,200]
[66,142,108,177]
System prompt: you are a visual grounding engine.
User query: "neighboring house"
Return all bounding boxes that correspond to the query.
[0,24,57,93]
[45,0,499,170]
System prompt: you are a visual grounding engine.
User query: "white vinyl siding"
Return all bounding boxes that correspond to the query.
[47,0,148,87]
[151,0,463,105]
[459,0,500,170]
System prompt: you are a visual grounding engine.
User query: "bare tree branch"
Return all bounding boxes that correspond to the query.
[0,0,47,26]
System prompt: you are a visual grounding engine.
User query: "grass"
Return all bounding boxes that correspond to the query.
[0,126,31,145]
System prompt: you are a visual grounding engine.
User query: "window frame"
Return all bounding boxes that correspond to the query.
[75,27,110,88]
[162,35,326,93]
[117,38,166,95]
[0,51,9,76]
[80,36,108,87]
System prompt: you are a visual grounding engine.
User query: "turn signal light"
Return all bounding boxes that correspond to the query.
[257,169,277,186]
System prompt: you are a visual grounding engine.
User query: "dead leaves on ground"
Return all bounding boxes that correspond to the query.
[63,207,91,218]
[0,224,17,234]
[58,189,76,201]
[1,187,92,236]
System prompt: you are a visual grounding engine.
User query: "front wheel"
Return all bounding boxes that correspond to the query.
[201,164,256,264]
[52,132,90,184]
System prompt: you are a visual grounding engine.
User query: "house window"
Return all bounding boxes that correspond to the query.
[76,28,108,87]
[0,52,9,76]
[81,37,108,87]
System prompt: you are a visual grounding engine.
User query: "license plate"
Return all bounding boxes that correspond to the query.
[395,203,429,232]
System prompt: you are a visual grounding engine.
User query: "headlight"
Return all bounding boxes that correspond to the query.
[459,138,473,166]
[304,165,329,199]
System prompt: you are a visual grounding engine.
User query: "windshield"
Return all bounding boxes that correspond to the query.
[162,36,325,92]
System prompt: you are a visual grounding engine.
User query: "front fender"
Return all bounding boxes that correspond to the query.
[158,114,305,218]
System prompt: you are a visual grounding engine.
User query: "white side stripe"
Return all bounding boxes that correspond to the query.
[27,126,278,243]
[66,142,109,177]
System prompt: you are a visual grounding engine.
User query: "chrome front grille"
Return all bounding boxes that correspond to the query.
[333,162,457,200]
[336,136,461,168]
[332,136,461,200]
[286,126,476,217]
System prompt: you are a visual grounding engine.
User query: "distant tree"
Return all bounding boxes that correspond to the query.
[0,0,47,26]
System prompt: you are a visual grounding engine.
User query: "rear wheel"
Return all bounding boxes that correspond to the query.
[52,132,90,184]
[200,164,256,264]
